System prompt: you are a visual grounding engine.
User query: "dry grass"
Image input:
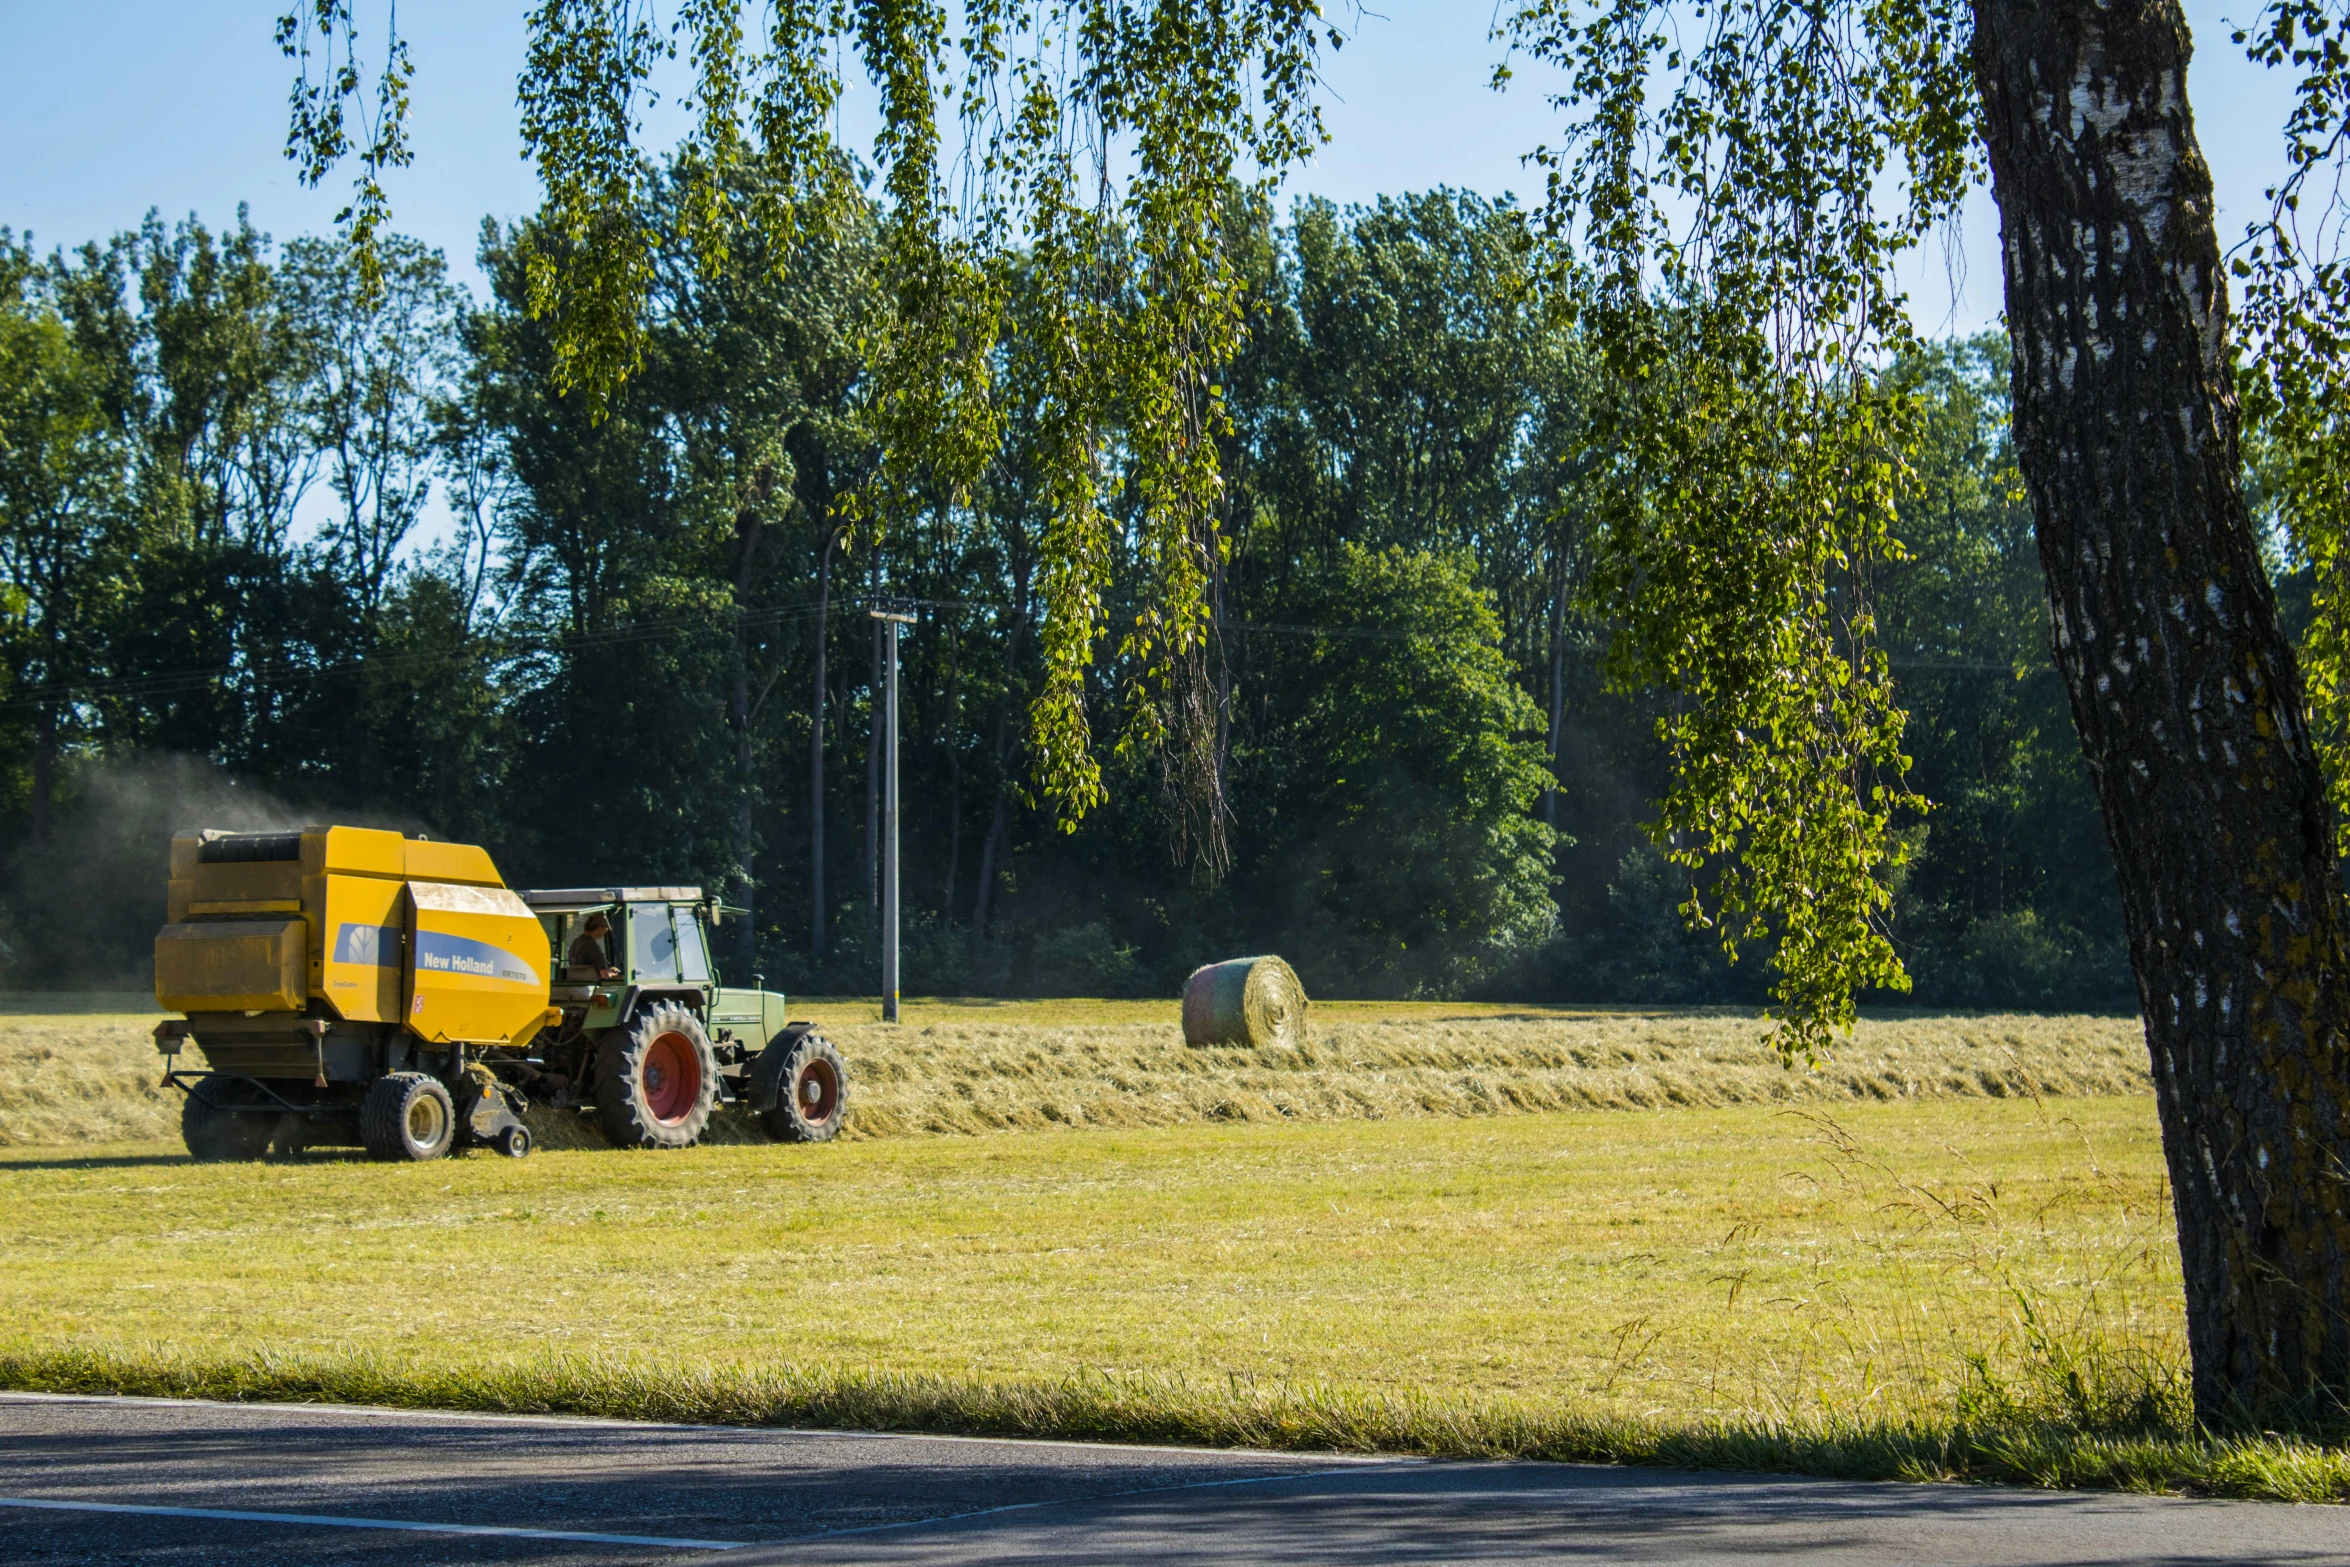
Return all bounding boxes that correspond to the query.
[4,1092,2305,1494]
[0,1011,176,1147]
[822,1007,2149,1139]
[0,1097,2173,1422]
[0,992,2148,1149]
[5,1025,2340,1501]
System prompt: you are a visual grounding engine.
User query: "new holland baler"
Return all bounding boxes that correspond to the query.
[155,826,551,1160]
[153,826,849,1160]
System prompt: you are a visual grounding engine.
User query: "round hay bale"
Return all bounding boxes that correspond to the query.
[1181,956,1309,1048]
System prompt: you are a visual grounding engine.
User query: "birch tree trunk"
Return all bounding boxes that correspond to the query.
[1974,0,2350,1426]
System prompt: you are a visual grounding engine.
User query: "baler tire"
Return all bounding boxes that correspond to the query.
[595,1004,716,1149]
[181,1092,273,1162]
[756,1031,847,1143]
[360,1072,456,1162]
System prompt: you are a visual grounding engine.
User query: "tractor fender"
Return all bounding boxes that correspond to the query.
[747,1024,817,1112]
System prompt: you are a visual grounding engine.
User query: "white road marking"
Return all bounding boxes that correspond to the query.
[0,1495,746,1550]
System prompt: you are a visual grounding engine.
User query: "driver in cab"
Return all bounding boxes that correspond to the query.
[567,911,621,982]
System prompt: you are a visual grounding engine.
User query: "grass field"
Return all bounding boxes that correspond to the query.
[0,994,2150,1147]
[7,997,2339,1500]
[8,1093,2174,1410]
[14,1089,2341,1500]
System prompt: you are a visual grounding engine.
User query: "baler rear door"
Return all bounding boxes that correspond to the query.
[155,918,307,1014]
[404,882,551,1048]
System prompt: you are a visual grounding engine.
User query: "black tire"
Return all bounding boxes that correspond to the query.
[181,1091,273,1162]
[360,1072,456,1162]
[595,1003,717,1149]
[496,1123,532,1159]
[755,1029,847,1143]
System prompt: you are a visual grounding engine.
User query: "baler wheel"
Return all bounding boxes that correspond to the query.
[594,1003,716,1149]
[181,1092,273,1162]
[361,1072,456,1161]
[755,1030,848,1143]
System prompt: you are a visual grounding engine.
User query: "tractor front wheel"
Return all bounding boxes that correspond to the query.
[595,1004,717,1149]
[181,1092,273,1162]
[755,1029,847,1143]
[361,1073,457,1162]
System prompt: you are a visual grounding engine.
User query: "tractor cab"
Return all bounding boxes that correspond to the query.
[524,887,723,1013]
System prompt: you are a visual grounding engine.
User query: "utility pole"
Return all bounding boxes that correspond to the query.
[871,601,916,1023]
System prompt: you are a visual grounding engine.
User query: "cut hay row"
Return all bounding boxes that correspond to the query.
[0,1006,2148,1149]
[829,1012,2151,1138]
[0,1016,184,1145]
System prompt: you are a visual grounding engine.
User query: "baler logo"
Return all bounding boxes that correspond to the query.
[414,931,539,987]
[333,922,403,967]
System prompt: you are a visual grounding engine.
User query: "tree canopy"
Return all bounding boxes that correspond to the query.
[0,189,2122,1012]
[107,0,2350,1424]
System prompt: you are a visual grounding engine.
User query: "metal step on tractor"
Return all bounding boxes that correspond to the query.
[152,826,847,1161]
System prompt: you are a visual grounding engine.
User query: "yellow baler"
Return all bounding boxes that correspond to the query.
[156,826,554,1161]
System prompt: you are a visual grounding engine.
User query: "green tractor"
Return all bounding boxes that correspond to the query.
[515,886,847,1149]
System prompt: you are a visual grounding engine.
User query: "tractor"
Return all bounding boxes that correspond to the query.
[152,826,846,1160]
[512,885,845,1151]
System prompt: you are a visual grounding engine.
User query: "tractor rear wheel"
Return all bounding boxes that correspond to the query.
[755,1029,847,1143]
[361,1072,456,1161]
[595,1004,716,1149]
[181,1092,273,1162]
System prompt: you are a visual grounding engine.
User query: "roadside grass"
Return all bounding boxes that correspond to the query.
[9,1344,2342,1502]
[0,998,2148,1148]
[6,1091,2337,1500]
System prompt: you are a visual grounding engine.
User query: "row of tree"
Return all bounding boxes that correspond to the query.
[0,185,2131,1006]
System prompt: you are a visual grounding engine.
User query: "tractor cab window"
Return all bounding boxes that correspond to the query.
[628,903,680,982]
[565,911,619,979]
[673,910,713,984]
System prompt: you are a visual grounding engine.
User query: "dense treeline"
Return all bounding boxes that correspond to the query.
[0,186,2133,1005]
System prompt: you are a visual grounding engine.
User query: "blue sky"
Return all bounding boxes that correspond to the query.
[1,1,2302,336]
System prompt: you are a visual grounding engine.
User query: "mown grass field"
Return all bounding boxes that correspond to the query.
[0,994,2151,1147]
[6,998,2342,1500]
[5,1094,2172,1412]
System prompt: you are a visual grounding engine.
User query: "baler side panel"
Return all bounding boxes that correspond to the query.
[405,840,503,888]
[312,826,406,878]
[322,873,406,1023]
[405,881,551,1048]
[174,860,302,911]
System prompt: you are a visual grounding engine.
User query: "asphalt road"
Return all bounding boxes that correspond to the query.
[0,1392,2342,1565]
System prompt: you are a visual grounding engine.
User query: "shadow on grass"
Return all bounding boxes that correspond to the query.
[0,1148,395,1172]
[0,1152,191,1172]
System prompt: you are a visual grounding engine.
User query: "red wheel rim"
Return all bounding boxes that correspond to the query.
[795,1058,840,1123]
[643,1031,701,1124]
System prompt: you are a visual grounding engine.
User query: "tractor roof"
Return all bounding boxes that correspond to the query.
[518,886,705,913]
